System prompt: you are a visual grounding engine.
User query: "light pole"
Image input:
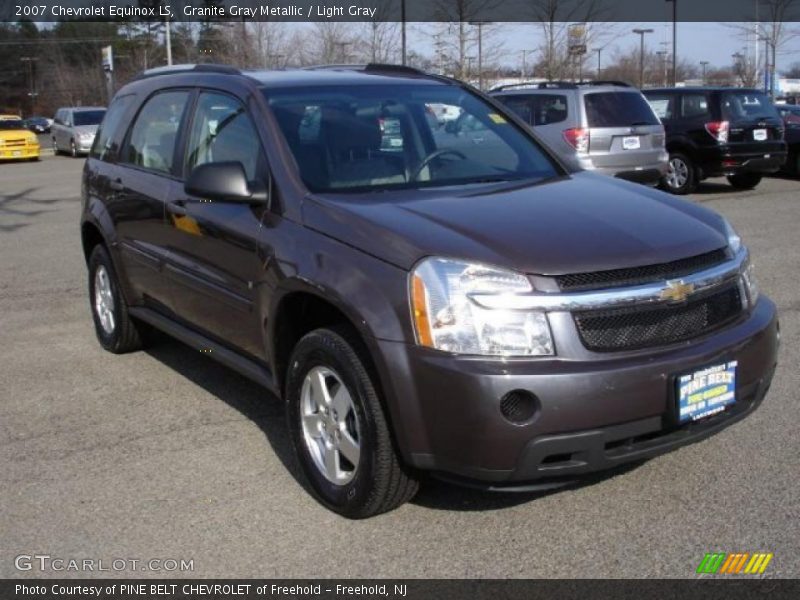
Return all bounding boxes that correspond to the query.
[521,49,534,79]
[665,0,677,86]
[699,60,709,84]
[632,28,654,88]
[759,36,776,98]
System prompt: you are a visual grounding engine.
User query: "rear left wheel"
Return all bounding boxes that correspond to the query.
[286,326,419,518]
[88,245,147,354]
[727,173,762,190]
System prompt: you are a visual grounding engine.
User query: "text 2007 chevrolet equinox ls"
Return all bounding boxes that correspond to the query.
[81,64,778,518]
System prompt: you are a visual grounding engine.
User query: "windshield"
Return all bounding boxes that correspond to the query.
[263,84,558,193]
[73,110,106,126]
[0,119,25,130]
[721,92,780,121]
[584,92,660,127]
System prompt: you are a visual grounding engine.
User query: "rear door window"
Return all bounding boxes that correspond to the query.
[498,94,568,126]
[584,92,659,127]
[681,94,711,119]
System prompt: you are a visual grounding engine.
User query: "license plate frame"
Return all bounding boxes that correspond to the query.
[753,128,767,141]
[676,361,738,424]
[622,136,641,150]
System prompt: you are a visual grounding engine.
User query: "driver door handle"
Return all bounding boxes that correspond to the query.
[167,199,188,216]
[108,178,123,192]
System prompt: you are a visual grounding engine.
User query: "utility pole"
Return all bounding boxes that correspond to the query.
[665,0,677,86]
[400,0,407,65]
[19,56,38,116]
[165,18,172,66]
[657,51,668,85]
[632,28,654,88]
[469,22,487,90]
[699,60,709,84]
[594,48,602,78]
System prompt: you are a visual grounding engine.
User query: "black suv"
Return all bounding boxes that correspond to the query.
[81,65,778,518]
[643,87,787,194]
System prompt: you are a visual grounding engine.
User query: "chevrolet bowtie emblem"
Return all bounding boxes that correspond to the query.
[660,279,695,303]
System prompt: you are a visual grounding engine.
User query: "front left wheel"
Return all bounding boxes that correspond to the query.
[88,245,147,354]
[286,327,419,518]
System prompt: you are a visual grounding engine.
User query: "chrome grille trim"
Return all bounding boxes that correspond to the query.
[469,248,749,313]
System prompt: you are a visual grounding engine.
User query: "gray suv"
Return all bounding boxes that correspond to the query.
[491,81,668,184]
[52,106,106,157]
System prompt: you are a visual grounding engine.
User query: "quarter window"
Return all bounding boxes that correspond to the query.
[123,90,189,174]
[645,93,674,120]
[681,94,710,119]
[90,95,134,161]
[184,92,263,181]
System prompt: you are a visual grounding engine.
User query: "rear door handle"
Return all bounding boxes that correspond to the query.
[109,178,123,192]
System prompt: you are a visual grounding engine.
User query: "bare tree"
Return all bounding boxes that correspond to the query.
[525,0,613,81]
[355,2,401,64]
[311,22,359,64]
[432,0,503,81]
[727,0,800,94]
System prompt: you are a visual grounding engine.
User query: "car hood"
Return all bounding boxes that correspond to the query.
[303,172,729,275]
[0,128,36,141]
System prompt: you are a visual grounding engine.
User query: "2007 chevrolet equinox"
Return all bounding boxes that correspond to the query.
[81,64,779,518]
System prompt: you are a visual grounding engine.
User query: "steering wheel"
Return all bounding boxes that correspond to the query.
[410,148,468,181]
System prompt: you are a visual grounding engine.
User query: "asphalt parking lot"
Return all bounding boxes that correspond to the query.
[1,155,798,579]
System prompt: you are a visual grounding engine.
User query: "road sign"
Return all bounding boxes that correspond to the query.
[102,45,114,72]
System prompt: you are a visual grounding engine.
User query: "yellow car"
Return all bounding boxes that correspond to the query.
[0,114,40,161]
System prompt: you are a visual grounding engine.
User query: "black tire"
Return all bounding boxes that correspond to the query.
[660,151,696,195]
[87,244,146,354]
[727,173,762,190]
[286,326,418,518]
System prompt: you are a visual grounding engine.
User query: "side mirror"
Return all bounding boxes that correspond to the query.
[185,162,269,205]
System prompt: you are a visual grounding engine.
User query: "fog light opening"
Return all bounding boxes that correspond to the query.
[499,390,540,425]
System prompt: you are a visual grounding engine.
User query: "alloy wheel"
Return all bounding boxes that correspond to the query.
[93,265,116,334]
[300,366,361,485]
[666,157,689,189]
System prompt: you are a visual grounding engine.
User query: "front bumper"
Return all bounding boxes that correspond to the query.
[0,145,39,160]
[378,297,778,488]
[75,139,94,154]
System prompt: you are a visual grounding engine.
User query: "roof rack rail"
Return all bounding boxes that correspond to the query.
[579,80,632,87]
[489,81,548,92]
[302,63,428,76]
[134,63,241,80]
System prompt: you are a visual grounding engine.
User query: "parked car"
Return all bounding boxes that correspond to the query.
[82,64,777,518]
[24,116,51,134]
[490,81,668,184]
[777,104,800,176]
[0,114,40,161]
[643,87,787,194]
[52,106,106,157]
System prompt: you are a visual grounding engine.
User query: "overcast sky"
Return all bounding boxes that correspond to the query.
[408,21,800,73]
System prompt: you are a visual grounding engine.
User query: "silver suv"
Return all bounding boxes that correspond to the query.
[491,81,668,184]
[52,107,106,157]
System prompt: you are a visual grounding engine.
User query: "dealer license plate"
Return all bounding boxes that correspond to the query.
[622,136,641,150]
[677,361,737,423]
[753,128,767,141]
[12,150,22,157]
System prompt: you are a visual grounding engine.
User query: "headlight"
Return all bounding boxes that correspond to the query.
[410,257,554,356]
[723,218,741,254]
[742,259,759,306]
[80,132,94,140]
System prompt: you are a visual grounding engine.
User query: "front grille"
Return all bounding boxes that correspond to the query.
[4,139,26,147]
[556,248,728,291]
[574,285,742,352]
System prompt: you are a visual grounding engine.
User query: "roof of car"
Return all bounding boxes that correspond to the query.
[132,63,452,89]
[643,87,763,93]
